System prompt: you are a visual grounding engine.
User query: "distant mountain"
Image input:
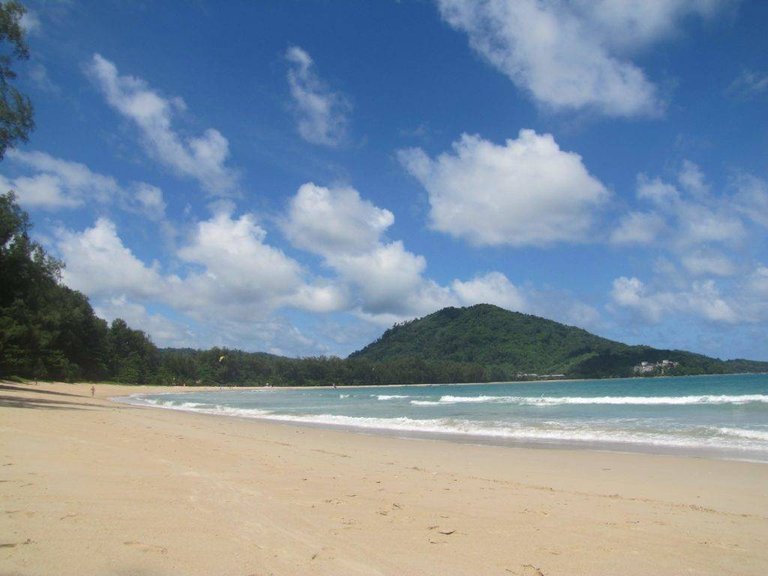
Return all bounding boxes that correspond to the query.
[350,304,768,379]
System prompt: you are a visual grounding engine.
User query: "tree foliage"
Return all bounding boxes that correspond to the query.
[349,304,768,380]
[0,0,34,159]
[0,192,156,382]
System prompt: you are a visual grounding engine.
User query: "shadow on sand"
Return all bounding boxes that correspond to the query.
[0,384,100,411]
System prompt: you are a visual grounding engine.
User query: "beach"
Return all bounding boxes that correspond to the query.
[1,382,767,575]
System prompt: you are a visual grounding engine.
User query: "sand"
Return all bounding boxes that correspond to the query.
[1,382,767,576]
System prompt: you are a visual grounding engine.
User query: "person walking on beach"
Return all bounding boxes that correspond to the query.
[90,385,95,397]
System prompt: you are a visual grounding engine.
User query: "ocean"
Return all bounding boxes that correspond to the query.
[120,373,768,462]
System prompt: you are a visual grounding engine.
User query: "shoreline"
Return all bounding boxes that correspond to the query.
[121,393,768,465]
[2,381,767,575]
[117,377,768,465]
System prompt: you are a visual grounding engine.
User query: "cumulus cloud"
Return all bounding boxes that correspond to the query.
[57,218,166,299]
[451,272,526,311]
[280,181,602,329]
[55,210,350,348]
[175,211,314,317]
[286,46,350,147]
[87,54,239,195]
[332,242,449,316]
[399,130,609,246]
[436,0,725,116]
[282,182,454,319]
[282,183,393,255]
[52,205,363,356]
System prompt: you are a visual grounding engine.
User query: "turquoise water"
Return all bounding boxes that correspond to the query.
[121,374,768,462]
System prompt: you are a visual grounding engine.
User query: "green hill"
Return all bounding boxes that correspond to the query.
[350,304,768,379]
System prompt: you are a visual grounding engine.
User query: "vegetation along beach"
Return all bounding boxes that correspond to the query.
[2,1,768,575]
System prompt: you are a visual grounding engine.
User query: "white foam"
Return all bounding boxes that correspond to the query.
[413,394,768,407]
[376,394,410,400]
[717,427,768,441]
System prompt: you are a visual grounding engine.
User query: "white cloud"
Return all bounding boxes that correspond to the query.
[281,181,600,329]
[681,250,736,277]
[437,0,650,116]
[285,283,350,314]
[743,266,768,318]
[94,296,194,349]
[677,159,709,198]
[614,161,749,261]
[286,46,349,147]
[3,150,172,229]
[610,211,667,245]
[676,202,745,247]
[636,175,681,206]
[282,182,393,256]
[728,69,768,99]
[610,275,738,324]
[4,149,119,209]
[54,211,351,353]
[399,130,609,246]
[283,182,461,320]
[133,183,167,221]
[87,54,239,195]
[579,0,724,51]
[0,173,79,209]
[611,276,668,323]
[732,173,768,228]
[451,271,526,311]
[687,280,738,323]
[57,218,166,299]
[175,211,308,316]
[331,242,444,315]
[608,164,768,329]
[437,0,725,117]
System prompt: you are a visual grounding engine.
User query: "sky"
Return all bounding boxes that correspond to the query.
[2,0,767,360]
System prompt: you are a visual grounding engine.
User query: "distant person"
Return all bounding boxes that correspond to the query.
[90,385,95,397]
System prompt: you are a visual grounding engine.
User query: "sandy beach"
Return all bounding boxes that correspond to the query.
[1,382,767,575]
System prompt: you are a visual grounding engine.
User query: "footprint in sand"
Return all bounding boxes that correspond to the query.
[123,541,168,555]
[0,538,33,548]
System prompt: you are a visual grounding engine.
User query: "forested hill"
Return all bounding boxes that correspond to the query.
[350,304,768,379]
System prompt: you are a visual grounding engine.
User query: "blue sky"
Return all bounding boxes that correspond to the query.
[2,0,768,360]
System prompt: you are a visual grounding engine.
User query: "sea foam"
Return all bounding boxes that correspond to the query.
[411,394,768,407]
